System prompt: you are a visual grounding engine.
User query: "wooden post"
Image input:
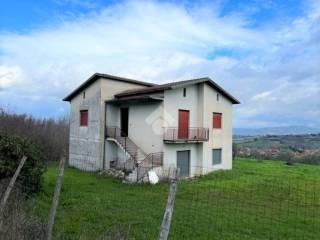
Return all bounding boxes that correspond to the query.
[0,156,27,230]
[158,169,178,240]
[46,156,66,240]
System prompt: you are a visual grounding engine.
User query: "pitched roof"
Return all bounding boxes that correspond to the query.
[63,73,156,101]
[115,77,240,104]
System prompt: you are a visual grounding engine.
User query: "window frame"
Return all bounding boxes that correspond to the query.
[212,112,222,129]
[80,110,88,127]
[212,148,222,165]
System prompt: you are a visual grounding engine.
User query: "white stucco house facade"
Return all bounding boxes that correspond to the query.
[63,73,240,180]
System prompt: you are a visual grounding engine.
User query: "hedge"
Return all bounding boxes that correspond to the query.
[0,135,45,195]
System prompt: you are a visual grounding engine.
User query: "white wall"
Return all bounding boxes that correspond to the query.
[162,82,233,177]
[101,79,150,168]
[163,143,202,176]
[162,84,204,176]
[163,84,202,128]
[202,83,233,173]
[128,101,164,154]
[105,100,164,165]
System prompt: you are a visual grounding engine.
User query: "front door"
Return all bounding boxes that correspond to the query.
[178,110,189,139]
[120,108,129,137]
[177,150,190,177]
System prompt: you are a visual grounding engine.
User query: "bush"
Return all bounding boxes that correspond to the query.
[0,135,45,195]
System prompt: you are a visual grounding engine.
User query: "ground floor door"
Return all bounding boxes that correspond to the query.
[178,110,189,139]
[177,150,190,177]
[120,108,129,137]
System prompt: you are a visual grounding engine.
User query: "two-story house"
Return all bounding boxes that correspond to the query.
[63,73,239,180]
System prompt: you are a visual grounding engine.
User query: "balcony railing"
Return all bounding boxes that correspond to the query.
[163,127,209,142]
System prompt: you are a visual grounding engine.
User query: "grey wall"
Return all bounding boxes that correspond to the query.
[69,79,102,171]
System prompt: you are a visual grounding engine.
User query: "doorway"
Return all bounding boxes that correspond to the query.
[120,108,129,137]
[177,150,190,177]
[178,110,189,139]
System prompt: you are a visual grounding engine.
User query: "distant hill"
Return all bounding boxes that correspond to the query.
[233,126,320,136]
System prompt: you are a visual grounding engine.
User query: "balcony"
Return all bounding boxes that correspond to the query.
[163,127,209,143]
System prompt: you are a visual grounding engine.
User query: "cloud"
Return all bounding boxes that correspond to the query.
[0,0,319,127]
[0,65,22,89]
[251,91,273,101]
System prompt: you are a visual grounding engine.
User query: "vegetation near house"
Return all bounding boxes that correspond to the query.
[0,108,69,165]
[0,135,45,195]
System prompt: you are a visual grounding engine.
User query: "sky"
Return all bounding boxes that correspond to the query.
[0,0,319,128]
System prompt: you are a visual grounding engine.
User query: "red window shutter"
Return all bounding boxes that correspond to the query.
[213,113,222,129]
[80,110,88,126]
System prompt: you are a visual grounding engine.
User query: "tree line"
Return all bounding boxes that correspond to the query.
[0,108,69,164]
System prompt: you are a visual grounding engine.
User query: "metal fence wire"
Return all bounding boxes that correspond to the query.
[0,172,47,239]
[0,158,319,240]
[170,167,320,240]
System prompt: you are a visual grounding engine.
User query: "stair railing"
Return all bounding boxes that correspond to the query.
[106,126,147,165]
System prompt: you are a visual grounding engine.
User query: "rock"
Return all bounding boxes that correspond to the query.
[142,175,149,183]
[124,170,137,183]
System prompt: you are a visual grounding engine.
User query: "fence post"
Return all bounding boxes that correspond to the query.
[158,168,178,240]
[152,154,154,168]
[46,156,66,240]
[0,156,27,230]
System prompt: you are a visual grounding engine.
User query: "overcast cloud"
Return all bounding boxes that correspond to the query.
[0,0,319,128]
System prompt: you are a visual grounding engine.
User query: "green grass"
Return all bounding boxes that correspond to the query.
[32,159,320,239]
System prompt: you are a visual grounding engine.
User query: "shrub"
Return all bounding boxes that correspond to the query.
[0,181,46,239]
[296,152,320,165]
[0,135,45,195]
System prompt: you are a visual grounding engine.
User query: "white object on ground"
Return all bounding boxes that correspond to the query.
[148,170,159,184]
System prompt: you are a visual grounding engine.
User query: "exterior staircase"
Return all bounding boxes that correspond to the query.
[106,126,163,182]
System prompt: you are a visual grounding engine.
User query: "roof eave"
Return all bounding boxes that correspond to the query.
[206,79,240,104]
[63,73,156,102]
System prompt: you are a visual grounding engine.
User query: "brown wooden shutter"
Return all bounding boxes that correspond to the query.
[80,110,88,126]
[213,113,222,129]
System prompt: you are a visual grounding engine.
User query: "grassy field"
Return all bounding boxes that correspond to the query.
[32,158,320,239]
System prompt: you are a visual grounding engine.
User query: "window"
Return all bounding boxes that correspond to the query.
[213,112,222,129]
[183,88,186,97]
[80,110,88,126]
[212,149,222,165]
[217,93,219,101]
[83,91,86,99]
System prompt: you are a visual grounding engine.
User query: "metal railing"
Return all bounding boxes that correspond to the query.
[140,152,163,168]
[163,127,209,142]
[110,157,135,171]
[106,126,143,161]
[137,152,164,181]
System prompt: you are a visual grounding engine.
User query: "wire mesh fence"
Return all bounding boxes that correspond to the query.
[0,158,319,239]
[0,174,47,239]
[169,165,320,240]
